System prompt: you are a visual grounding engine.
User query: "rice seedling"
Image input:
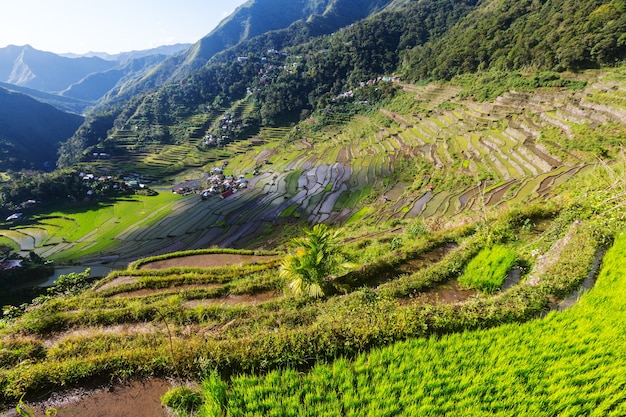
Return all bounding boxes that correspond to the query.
[458,245,517,293]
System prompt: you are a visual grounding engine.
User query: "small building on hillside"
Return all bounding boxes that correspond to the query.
[5,213,23,222]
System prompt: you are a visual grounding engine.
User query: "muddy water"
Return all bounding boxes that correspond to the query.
[553,247,605,311]
[410,279,477,304]
[2,378,172,417]
[501,266,523,291]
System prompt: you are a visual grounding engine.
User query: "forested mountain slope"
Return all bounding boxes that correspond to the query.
[62,0,626,171]
[0,87,83,170]
[402,0,626,80]
[98,0,397,105]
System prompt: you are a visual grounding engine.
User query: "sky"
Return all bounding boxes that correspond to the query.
[0,0,249,55]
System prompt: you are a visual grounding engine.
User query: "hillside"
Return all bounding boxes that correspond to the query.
[0,81,90,114]
[1,0,626,414]
[0,44,190,112]
[61,54,174,102]
[1,70,626,411]
[68,0,625,173]
[0,87,84,170]
[402,0,626,80]
[98,0,398,105]
[0,45,117,93]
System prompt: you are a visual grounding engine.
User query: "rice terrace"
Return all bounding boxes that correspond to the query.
[3,0,626,410]
[1,65,626,415]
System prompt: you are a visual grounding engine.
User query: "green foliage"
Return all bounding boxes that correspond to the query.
[47,269,91,297]
[452,71,586,102]
[405,219,429,238]
[280,224,350,297]
[0,168,135,212]
[198,372,228,417]
[403,0,626,81]
[161,386,204,416]
[458,245,517,293]
[57,110,118,168]
[180,230,622,417]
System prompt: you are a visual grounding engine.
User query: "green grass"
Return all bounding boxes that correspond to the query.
[458,245,517,293]
[189,232,626,416]
[279,204,299,218]
[0,236,19,252]
[27,192,180,262]
[346,206,374,224]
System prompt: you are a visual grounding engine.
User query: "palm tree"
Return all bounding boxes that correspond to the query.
[280,224,350,298]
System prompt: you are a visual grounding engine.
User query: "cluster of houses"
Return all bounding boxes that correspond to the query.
[90,152,111,160]
[202,111,249,148]
[79,172,148,192]
[202,133,227,147]
[204,167,248,199]
[172,164,249,199]
[332,75,402,103]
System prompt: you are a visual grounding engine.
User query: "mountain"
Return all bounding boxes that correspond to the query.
[0,87,84,170]
[401,0,626,80]
[0,45,118,93]
[62,0,626,171]
[61,54,175,102]
[0,44,192,111]
[0,82,90,114]
[59,43,191,61]
[99,0,397,104]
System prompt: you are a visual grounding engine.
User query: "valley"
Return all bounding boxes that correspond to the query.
[1,0,626,415]
[2,69,626,415]
[1,72,617,267]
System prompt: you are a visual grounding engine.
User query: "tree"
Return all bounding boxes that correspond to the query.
[48,268,91,297]
[280,224,352,298]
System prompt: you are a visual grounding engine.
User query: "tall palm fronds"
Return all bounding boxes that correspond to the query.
[280,224,350,298]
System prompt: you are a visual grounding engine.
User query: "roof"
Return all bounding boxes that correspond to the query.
[5,213,23,221]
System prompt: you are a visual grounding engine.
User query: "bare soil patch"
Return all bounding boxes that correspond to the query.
[184,290,281,308]
[42,323,159,349]
[96,275,139,292]
[140,253,280,269]
[4,378,171,417]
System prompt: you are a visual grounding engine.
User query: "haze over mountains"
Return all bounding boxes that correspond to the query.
[0,44,191,108]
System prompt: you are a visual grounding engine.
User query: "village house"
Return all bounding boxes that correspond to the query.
[5,213,23,222]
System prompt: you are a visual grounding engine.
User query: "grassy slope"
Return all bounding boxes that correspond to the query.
[219,234,626,416]
[2,70,626,411]
[4,69,626,264]
[30,192,180,264]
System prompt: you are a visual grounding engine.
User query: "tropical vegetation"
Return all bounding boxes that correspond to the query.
[0,0,626,414]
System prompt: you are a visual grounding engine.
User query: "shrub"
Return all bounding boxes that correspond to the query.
[161,386,204,416]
